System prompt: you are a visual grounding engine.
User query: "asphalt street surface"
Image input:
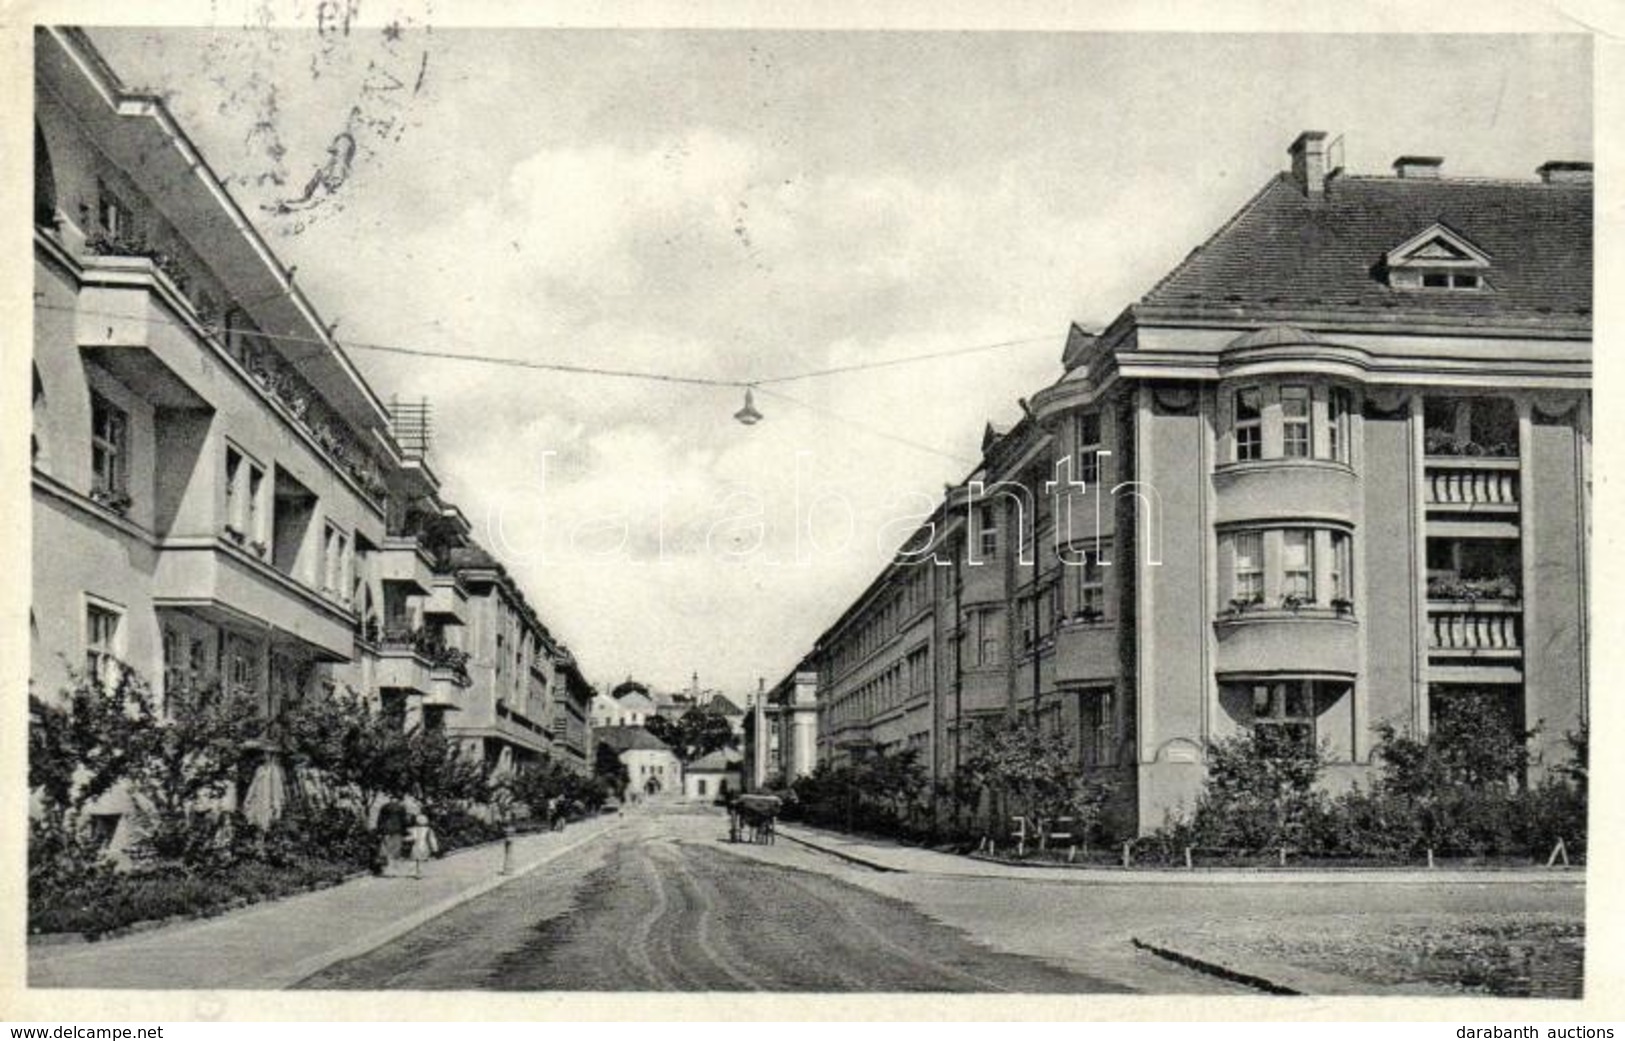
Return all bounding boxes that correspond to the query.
[298,802,1127,992]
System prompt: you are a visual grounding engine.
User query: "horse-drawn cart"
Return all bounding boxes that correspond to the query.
[728,793,781,844]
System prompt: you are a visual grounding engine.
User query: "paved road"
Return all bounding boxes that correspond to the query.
[299,802,1129,992]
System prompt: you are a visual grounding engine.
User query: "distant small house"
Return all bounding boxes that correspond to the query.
[596,726,682,796]
[682,750,742,800]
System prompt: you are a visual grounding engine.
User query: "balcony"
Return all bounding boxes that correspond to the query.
[374,644,434,694]
[153,535,355,660]
[1425,458,1520,513]
[1427,602,1522,657]
[375,536,438,595]
[1054,617,1118,684]
[424,575,469,625]
[1211,459,1359,527]
[378,626,473,687]
[1212,605,1359,676]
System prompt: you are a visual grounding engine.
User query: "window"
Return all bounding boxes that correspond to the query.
[1422,272,1480,290]
[971,608,1002,666]
[1330,531,1352,603]
[225,633,257,696]
[225,448,241,531]
[1282,530,1314,600]
[247,464,264,542]
[1225,528,1351,610]
[86,602,122,685]
[1327,387,1351,463]
[978,504,999,559]
[323,523,348,596]
[1233,387,1262,461]
[1233,532,1264,604]
[1281,386,1311,458]
[1018,595,1035,651]
[96,180,127,237]
[1080,690,1116,767]
[1077,412,1102,485]
[90,393,127,498]
[1077,554,1105,620]
[1245,680,1321,751]
[162,625,186,695]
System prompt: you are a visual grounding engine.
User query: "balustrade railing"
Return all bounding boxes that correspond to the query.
[1427,606,1522,652]
[1425,462,1519,508]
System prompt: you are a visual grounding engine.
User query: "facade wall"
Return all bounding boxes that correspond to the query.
[31,30,599,847]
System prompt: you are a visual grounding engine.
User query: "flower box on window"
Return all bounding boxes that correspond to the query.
[89,486,132,515]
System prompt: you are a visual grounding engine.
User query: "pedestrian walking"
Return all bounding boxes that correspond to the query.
[375,797,409,877]
[406,813,439,879]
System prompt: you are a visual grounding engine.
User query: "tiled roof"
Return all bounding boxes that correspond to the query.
[1138,174,1591,332]
[595,726,673,753]
[687,750,741,772]
[702,694,744,717]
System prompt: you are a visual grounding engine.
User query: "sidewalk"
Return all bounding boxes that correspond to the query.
[775,821,1587,885]
[29,815,620,989]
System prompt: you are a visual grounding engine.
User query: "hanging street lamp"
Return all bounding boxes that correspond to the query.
[734,386,763,425]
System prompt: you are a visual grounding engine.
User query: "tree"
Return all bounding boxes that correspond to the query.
[594,741,629,799]
[122,678,265,866]
[655,707,738,763]
[959,713,1116,844]
[281,686,412,820]
[28,668,150,895]
[1187,728,1327,851]
[643,712,678,750]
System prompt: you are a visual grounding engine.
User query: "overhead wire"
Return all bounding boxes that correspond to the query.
[43,302,1056,389]
[752,386,979,466]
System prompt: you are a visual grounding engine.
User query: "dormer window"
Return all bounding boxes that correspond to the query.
[1384,223,1491,291]
[1422,272,1480,290]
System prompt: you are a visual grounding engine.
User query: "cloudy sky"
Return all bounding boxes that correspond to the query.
[87,17,1590,699]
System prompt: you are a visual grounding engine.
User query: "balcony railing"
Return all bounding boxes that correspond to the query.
[377,625,472,684]
[1425,460,1520,510]
[1427,603,1522,653]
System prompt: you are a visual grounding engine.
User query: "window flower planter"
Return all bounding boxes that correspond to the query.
[89,486,131,514]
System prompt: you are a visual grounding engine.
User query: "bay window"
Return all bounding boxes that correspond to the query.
[1327,387,1351,463]
[1246,679,1318,750]
[1282,530,1314,600]
[1079,688,1116,766]
[1077,412,1102,485]
[1232,531,1264,604]
[1281,386,1311,457]
[977,504,999,559]
[1224,381,1358,464]
[1233,387,1263,461]
[1076,553,1106,620]
[1220,527,1355,613]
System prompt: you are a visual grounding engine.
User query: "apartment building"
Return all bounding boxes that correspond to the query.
[30,28,593,843]
[445,542,595,774]
[744,661,818,790]
[803,131,1591,835]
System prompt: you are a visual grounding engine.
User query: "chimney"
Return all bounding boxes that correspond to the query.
[1289,131,1330,197]
[1537,161,1593,184]
[1393,156,1443,179]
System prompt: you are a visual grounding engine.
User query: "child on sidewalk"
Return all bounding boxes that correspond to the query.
[406,813,439,879]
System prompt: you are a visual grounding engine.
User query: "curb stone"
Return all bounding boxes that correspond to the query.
[1130,937,1302,995]
[775,830,905,873]
[276,821,614,989]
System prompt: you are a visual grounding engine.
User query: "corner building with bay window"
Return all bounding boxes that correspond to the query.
[806,131,1590,835]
